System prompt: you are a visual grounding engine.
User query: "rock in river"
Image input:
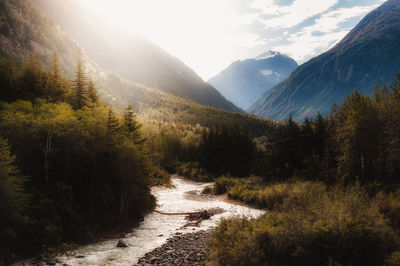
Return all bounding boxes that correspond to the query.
[117,239,129,248]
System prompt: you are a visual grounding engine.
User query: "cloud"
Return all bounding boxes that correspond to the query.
[271,3,381,63]
[249,0,340,29]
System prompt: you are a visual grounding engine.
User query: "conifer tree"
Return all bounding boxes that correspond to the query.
[107,108,120,136]
[51,52,61,80]
[73,51,88,109]
[314,113,326,158]
[20,53,46,100]
[0,137,28,251]
[45,52,68,102]
[123,104,144,144]
[87,78,99,105]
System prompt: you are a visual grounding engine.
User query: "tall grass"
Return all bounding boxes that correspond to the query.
[207,180,400,265]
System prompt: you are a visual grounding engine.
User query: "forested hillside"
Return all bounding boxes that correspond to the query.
[248,0,400,121]
[0,1,279,263]
[32,0,241,113]
[0,49,157,262]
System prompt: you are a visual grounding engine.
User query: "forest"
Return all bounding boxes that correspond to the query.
[2,47,400,266]
[0,53,159,262]
[0,50,266,263]
[2,0,400,265]
[205,75,400,265]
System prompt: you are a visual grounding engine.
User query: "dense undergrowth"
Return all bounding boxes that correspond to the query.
[207,178,400,265]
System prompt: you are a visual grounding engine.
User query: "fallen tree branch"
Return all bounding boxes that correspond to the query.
[154,210,194,215]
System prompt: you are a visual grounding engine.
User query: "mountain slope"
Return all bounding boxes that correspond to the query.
[248,0,400,121]
[209,51,298,109]
[32,0,241,113]
[0,0,278,137]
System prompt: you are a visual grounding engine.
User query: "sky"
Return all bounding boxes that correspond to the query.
[83,0,386,80]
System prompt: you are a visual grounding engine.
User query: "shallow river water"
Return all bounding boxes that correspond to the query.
[27,177,265,265]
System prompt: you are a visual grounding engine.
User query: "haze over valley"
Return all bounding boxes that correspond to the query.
[2,1,400,265]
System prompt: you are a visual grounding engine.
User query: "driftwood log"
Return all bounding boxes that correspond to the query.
[154,208,224,227]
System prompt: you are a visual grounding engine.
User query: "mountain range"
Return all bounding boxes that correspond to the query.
[248,0,400,121]
[0,0,241,116]
[0,0,282,137]
[208,51,298,109]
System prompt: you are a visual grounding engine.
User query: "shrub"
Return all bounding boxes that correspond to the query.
[207,183,399,266]
[176,161,212,181]
[213,176,240,195]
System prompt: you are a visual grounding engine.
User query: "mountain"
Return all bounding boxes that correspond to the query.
[208,51,298,109]
[248,0,400,122]
[0,0,278,136]
[31,0,241,113]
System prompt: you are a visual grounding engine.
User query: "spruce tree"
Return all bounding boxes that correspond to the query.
[0,137,28,252]
[123,104,144,144]
[45,52,68,102]
[73,51,88,109]
[51,52,61,80]
[107,108,120,136]
[20,53,46,100]
[87,78,99,105]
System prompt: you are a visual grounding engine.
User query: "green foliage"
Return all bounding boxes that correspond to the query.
[199,126,255,177]
[176,162,212,182]
[214,176,241,195]
[207,183,399,266]
[123,104,144,144]
[73,52,89,109]
[0,56,155,262]
[253,75,400,185]
[0,137,29,261]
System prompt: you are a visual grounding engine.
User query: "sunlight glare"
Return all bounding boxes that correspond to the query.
[82,0,256,80]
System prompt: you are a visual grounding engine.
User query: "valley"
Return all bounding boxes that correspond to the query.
[2,0,400,265]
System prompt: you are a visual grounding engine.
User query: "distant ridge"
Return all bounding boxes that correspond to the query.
[248,0,400,121]
[208,51,297,109]
[32,0,242,113]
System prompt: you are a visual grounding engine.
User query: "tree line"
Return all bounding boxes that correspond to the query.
[0,53,155,262]
[253,74,400,186]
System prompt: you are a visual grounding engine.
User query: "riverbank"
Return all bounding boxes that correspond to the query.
[137,230,210,265]
[15,177,263,265]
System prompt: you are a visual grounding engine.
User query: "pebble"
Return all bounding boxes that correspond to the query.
[137,230,211,265]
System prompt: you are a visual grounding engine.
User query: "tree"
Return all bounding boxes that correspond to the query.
[384,75,400,180]
[123,104,144,144]
[335,91,382,181]
[313,113,326,159]
[45,52,69,102]
[87,78,99,105]
[19,53,46,100]
[0,137,29,256]
[107,108,120,136]
[73,50,88,109]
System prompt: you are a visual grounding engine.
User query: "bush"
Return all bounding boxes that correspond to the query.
[213,176,240,195]
[215,176,326,210]
[374,189,400,231]
[176,161,212,181]
[206,183,399,266]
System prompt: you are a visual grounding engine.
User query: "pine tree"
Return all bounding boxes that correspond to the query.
[45,52,68,102]
[123,104,144,144]
[87,78,99,105]
[51,52,61,80]
[73,50,88,109]
[19,53,46,100]
[0,137,29,251]
[107,108,120,136]
[313,113,326,158]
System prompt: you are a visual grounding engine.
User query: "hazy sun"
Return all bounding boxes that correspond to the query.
[82,0,258,80]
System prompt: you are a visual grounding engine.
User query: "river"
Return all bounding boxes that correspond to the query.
[21,176,264,266]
